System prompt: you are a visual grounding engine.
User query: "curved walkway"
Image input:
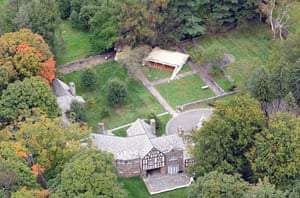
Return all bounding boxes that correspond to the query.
[166,108,213,135]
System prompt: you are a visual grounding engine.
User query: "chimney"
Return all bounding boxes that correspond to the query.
[98,122,105,134]
[178,126,184,137]
[150,119,156,135]
[69,82,76,96]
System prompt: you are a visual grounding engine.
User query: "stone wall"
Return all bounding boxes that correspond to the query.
[116,159,141,178]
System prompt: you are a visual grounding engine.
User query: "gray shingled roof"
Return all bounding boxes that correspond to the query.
[52,79,71,97]
[150,134,185,153]
[90,133,153,160]
[127,119,156,138]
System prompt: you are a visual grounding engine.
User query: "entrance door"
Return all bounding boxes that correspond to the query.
[168,163,179,175]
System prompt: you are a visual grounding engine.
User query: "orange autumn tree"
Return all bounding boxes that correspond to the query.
[0,29,55,85]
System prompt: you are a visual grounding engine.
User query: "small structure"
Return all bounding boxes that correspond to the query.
[51,79,85,124]
[143,47,190,80]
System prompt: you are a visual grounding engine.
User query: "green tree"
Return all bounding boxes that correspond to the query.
[66,100,87,123]
[248,113,300,187]
[245,178,288,198]
[107,79,128,106]
[80,68,97,89]
[289,59,300,106]
[51,149,127,198]
[188,171,250,198]
[56,0,71,19]
[0,142,39,196]
[190,94,265,180]
[0,76,60,124]
[248,67,272,103]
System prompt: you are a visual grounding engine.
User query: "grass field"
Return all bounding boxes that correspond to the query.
[191,24,275,87]
[155,74,215,108]
[211,73,234,92]
[118,177,188,198]
[141,64,193,82]
[64,62,164,131]
[56,21,92,66]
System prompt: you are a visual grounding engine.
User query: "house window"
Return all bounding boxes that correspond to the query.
[132,168,140,174]
[169,155,178,161]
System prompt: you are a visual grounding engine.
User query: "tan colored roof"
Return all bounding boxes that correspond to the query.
[144,47,189,68]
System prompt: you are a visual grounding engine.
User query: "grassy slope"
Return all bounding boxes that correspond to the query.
[64,62,164,131]
[194,24,275,87]
[155,74,215,108]
[56,21,92,66]
[118,177,188,198]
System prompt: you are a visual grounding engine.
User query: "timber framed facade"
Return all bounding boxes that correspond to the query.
[91,119,193,178]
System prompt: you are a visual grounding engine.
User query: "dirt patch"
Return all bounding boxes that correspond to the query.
[222,53,235,66]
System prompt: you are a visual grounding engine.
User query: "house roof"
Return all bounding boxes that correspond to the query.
[90,133,153,160]
[150,134,185,153]
[52,78,71,97]
[127,119,156,138]
[90,117,189,161]
[144,47,189,68]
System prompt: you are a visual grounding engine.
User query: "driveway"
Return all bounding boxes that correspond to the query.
[166,108,213,135]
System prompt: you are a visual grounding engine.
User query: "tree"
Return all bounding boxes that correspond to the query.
[188,171,250,198]
[107,79,128,106]
[50,149,127,198]
[248,67,272,103]
[0,29,56,85]
[0,76,60,124]
[56,0,71,19]
[0,142,39,196]
[248,113,300,187]
[190,94,265,180]
[66,100,87,123]
[0,0,61,47]
[289,59,300,106]
[80,68,97,89]
[245,178,288,198]
[258,0,294,40]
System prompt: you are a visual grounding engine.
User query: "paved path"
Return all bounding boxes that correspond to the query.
[166,108,213,135]
[129,65,178,117]
[177,45,224,96]
[57,52,115,74]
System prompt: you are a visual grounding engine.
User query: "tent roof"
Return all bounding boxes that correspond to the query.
[144,47,189,68]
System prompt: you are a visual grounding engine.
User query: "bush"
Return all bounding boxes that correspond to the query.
[80,68,97,89]
[100,107,110,118]
[106,79,128,106]
[66,100,86,123]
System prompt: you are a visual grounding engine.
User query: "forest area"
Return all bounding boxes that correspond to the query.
[0,0,300,197]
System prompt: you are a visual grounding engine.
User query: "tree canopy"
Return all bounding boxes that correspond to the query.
[50,149,127,198]
[249,113,300,187]
[0,29,56,86]
[0,76,60,124]
[190,94,265,180]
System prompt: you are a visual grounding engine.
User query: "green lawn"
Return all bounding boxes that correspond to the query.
[141,64,192,82]
[118,177,188,198]
[155,74,215,108]
[56,20,92,66]
[64,62,164,131]
[187,24,276,87]
[211,73,234,92]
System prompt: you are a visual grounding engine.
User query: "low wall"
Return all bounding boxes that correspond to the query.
[176,90,239,111]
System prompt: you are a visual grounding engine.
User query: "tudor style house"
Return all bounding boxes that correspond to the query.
[90,119,194,178]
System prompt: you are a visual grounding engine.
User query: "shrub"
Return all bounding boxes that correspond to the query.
[80,68,97,89]
[106,79,128,106]
[146,112,163,136]
[66,100,86,123]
